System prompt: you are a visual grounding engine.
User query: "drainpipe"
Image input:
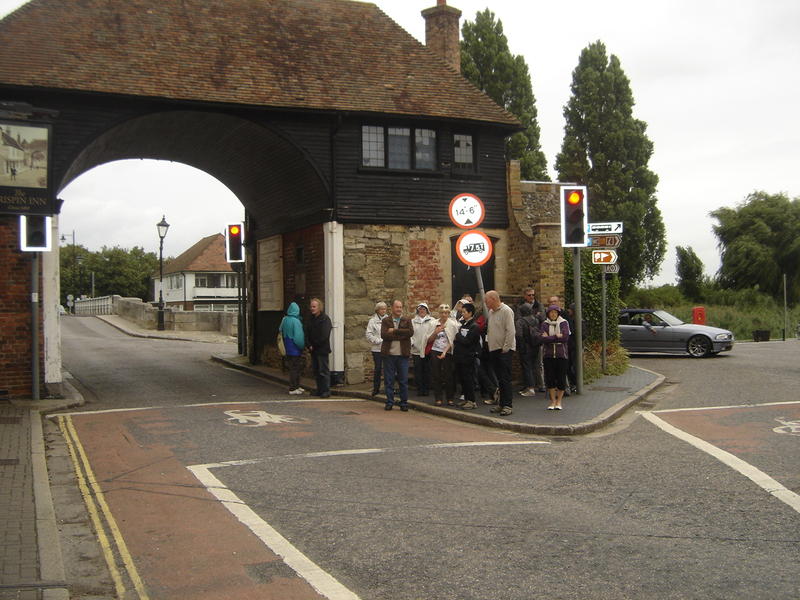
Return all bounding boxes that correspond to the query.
[325,221,345,384]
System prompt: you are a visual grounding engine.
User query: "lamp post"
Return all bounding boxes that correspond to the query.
[156,215,170,331]
[60,230,76,312]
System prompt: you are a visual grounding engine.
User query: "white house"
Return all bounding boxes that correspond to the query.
[153,233,240,311]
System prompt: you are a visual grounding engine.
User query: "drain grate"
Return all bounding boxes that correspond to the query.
[0,459,20,466]
[0,417,22,425]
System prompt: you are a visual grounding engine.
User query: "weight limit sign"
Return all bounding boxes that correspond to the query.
[455,230,493,267]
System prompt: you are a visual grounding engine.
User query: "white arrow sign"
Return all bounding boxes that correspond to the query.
[588,222,624,234]
[591,250,618,264]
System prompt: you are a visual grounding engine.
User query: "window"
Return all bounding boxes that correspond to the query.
[362,125,437,170]
[196,275,208,288]
[453,134,475,171]
[362,126,384,167]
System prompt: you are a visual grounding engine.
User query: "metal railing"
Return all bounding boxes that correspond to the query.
[74,295,114,316]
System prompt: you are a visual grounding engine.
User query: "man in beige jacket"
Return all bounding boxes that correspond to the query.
[484,290,516,416]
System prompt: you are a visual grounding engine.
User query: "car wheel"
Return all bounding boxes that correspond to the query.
[687,335,712,358]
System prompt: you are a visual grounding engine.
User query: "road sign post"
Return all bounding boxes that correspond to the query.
[450,194,492,314]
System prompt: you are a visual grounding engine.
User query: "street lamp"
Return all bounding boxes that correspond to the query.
[156,215,170,331]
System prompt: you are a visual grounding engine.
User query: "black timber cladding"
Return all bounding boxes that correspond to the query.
[332,117,510,228]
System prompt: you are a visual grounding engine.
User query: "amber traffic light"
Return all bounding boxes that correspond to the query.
[560,186,588,247]
[225,223,244,262]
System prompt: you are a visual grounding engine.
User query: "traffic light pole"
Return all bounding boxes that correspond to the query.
[573,247,583,395]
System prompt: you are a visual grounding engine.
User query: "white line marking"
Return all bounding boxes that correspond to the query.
[640,411,800,515]
[188,464,362,600]
[48,398,366,417]
[187,440,547,599]
[192,440,550,470]
[645,400,800,414]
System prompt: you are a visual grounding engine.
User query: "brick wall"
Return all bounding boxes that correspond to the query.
[0,215,41,399]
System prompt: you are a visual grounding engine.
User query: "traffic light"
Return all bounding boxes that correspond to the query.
[20,214,52,252]
[225,223,244,262]
[560,186,588,247]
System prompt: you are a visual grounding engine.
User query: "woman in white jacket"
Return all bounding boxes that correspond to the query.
[411,303,437,396]
[365,302,387,397]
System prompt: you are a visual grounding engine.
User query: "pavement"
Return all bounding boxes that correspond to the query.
[0,314,663,599]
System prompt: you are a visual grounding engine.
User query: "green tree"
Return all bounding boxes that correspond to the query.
[59,245,160,303]
[555,41,666,291]
[711,191,800,303]
[675,246,704,301]
[461,9,548,180]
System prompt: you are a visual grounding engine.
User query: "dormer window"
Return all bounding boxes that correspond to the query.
[362,125,437,171]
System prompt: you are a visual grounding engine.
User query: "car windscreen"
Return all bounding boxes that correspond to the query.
[653,310,684,326]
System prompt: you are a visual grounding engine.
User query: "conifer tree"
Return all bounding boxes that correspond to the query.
[461,9,548,180]
[556,41,666,289]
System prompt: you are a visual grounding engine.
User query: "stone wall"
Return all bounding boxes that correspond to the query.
[340,163,565,386]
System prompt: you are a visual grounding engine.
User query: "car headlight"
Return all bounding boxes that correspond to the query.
[715,333,732,340]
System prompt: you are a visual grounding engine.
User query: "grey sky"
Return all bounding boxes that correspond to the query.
[2,0,798,285]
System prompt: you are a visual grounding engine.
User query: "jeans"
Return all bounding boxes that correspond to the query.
[371,351,383,394]
[311,352,330,397]
[490,350,513,407]
[413,354,431,395]
[383,354,409,407]
[532,345,545,389]
[518,349,535,389]
[477,355,498,398]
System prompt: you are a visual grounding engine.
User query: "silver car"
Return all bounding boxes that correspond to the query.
[619,309,734,357]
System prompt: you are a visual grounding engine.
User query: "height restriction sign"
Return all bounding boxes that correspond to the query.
[449,193,485,229]
[455,230,493,267]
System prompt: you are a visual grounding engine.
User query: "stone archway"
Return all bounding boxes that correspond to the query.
[41,108,332,390]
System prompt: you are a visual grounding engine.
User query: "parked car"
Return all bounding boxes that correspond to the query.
[618,309,734,357]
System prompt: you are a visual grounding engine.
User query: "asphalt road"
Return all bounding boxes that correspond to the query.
[51,317,800,599]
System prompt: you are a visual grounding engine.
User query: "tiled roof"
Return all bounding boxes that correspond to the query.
[163,233,233,275]
[0,0,520,128]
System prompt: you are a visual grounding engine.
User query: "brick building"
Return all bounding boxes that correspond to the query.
[0,0,564,397]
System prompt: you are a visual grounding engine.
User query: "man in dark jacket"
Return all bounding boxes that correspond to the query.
[380,300,414,411]
[307,297,332,398]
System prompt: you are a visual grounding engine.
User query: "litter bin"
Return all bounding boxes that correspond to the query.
[752,330,770,342]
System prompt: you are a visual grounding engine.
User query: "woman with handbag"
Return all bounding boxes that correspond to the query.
[279,301,305,395]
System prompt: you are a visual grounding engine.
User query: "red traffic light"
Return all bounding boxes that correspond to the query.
[225,223,244,262]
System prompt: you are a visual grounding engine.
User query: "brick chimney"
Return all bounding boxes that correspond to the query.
[421,0,462,73]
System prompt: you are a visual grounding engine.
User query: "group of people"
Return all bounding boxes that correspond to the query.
[278,287,575,414]
[278,298,333,397]
[366,289,574,414]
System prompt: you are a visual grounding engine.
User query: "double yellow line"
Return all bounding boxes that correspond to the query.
[58,415,150,600]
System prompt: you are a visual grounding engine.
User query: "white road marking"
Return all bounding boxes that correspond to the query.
[189,464,362,600]
[193,440,550,470]
[48,398,366,417]
[640,411,800,515]
[188,440,549,598]
[646,400,800,414]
